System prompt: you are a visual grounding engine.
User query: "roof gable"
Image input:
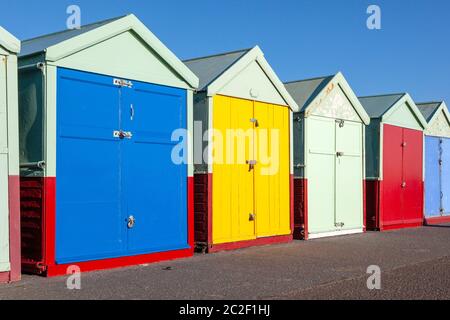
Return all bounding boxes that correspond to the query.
[360,93,427,129]
[185,46,299,112]
[419,102,450,137]
[285,72,370,124]
[0,26,20,54]
[19,14,198,89]
[417,102,445,122]
[184,49,250,91]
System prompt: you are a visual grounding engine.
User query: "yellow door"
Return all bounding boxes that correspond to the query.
[254,102,291,237]
[212,95,255,244]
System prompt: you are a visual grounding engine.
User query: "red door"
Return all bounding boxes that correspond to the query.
[382,125,404,227]
[402,128,423,224]
[382,124,423,229]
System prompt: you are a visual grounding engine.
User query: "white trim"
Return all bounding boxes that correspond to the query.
[44,15,199,89]
[308,228,364,240]
[206,46,299,112]
[304,72,371,125]
[207,96,214,174]
[0,26,20,54]
[382,93,428,129]
[187,90,194,178]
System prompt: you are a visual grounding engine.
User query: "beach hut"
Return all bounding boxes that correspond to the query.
[185,46,299,252]
[360,93,428,231]
[285,73,370,239]
[18,15,199,276]
[0,26,20,283]
[417,101,450,225]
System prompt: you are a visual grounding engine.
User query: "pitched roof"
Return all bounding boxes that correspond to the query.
[18,14,199,89]
[184,46,299,112]
[0,26,20,53]
[284,75,334,112]
[358,93,405,118]
[183,49,251,91]
[20,16,125,57]
[416,102,442,122]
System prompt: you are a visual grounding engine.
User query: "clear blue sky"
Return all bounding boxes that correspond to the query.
[1,0,449,103]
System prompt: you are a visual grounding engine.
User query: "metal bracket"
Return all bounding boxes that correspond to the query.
[113,130,133,139]
[113,78,133,88]
[249,213,256,221]
[20,161,46,170]
[246,160,257,171]
[250,118,259,127]
[336,119,345,128]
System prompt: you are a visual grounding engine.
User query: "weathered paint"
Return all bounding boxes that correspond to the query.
[18,16,198,276]
[0,27,21,283]
[425,109,450,138]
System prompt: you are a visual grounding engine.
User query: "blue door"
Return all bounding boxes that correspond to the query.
[424,136,441,218]
[442,138,450,215]
[121,80,188,255]
[56,68,188,264]
[56,69,125,263]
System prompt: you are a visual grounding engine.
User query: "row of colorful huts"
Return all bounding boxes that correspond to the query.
[1,15,449,283]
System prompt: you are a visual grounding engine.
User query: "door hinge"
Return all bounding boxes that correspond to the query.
[113,78,133,88]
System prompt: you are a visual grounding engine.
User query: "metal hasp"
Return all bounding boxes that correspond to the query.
[127,216,136,229]
[113,130,133,139]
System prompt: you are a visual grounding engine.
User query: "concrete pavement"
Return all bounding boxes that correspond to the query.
[0,224,449,300]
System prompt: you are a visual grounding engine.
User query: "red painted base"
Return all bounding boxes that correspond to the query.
[207,235,293,253]
[424,215,450,226]
[21,176,195,277]
[41,248,193,278]
[0,272,11,284]
[380,221,423,231]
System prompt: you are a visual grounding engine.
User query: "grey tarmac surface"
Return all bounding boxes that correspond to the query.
[0,224,449,300]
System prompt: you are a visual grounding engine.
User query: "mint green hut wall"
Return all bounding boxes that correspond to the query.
[285,72,370,240]
[0,26,21,283]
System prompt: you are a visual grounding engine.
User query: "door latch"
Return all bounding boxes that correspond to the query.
[249,213,256,221]
[127,216,136,229]
[246,160,257,171]
[250,118,259,127]
[113,130,133,139]
[336,151,344,157]
[335,222,345,228]
[401,182,407,188]
[402,142,407,147]
[336,119,345,128]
